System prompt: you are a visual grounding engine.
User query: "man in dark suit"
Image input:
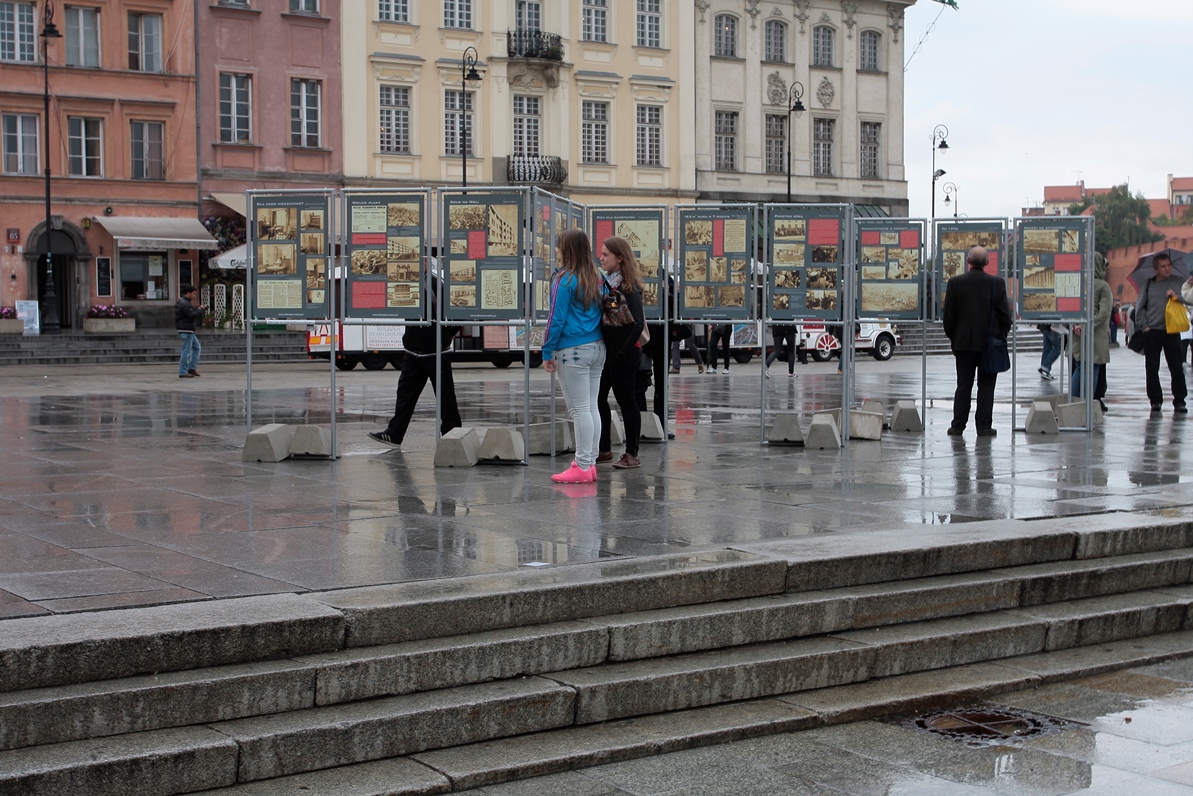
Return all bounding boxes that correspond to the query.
[942,246,1012,437]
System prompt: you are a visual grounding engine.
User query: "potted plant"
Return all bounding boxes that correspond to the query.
[82,304,136,334]
[0,307,21,334]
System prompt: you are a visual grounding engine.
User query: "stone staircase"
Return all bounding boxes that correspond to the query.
[894,323,1045,356]
[3,513,1193,795]
[0,329,311,367]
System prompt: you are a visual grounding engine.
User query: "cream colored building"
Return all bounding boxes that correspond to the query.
[341,0,697,207]
[694,0,914,214]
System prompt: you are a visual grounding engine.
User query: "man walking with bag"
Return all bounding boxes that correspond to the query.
[942,246,1012,437]
[1135,252,1189,413]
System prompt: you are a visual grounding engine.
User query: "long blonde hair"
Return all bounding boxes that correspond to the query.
[557,229,601,308]
[602,236,643,293]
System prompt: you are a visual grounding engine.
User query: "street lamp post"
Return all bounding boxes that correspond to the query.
[784,82,805,203]
[930,124,949,219]
[460,47,482,188]
[942,182,958,218]
[40,1,62,334]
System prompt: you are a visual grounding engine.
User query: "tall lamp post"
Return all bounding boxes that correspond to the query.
[930,124,949,219]
[784,81,805,203]
[460,47,482,188]
[942,182,958,218]
[40,1,62,333]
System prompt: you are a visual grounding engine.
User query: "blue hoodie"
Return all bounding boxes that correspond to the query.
[541,270,603,361]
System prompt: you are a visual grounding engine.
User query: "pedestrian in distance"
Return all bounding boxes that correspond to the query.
[595,236,646,470]
[669,324,705,373]
[174,285,207,378]
[942,246,1012,437]
[1071,253,1112,412]
[1109,300,1121,347]
[705,323,733,373]
[1037,323,1061,380]
[369,269,462,449]
[1136,252,1190,413]
[765,324,800,378]
[542,229,606,483]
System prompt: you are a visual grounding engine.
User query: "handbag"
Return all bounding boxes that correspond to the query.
[979,281,1011,374]
[1165,297,1190,334]
[1127,333,1145,354]
[600,279,637,356]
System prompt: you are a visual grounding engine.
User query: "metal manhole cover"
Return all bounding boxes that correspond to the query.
[892,705,1080,748]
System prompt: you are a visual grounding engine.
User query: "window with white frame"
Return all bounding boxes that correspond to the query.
[813,117,833,177]
[65,6,100,67]
[516,0,540,31]
[714,110,736,171]
[220,0,250,6]
[0,2,35,63]
[636,104,661,167]
[812,25,833,67]
[289,0,318,12]
[636,0,660,48]
[1,112,38,174]
[128,13,162,72]
[765,114,786,174]
[378,0,408,23]
[512,95,540,158]
[290,79,321,147]
[219,73,252,143]
[582,0,606,42]
[581,100,608,164]
[443,0,472,29]
[130,120,164,179]
[713,15,736,57]
[444,89,473,156]
[379,85,411,153]
[860,30,880,71]
[860,121,880,179]
[764,19,786,62]
[67,116,102,176]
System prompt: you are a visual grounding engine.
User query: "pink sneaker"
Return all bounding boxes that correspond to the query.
[551,461,594,483]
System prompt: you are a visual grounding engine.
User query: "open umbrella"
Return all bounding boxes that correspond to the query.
[1127,248,1190,289]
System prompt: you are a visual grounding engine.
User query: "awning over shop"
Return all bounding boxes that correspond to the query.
[97,217,219,250]
[211,243,248,270]
[207,192,247,218]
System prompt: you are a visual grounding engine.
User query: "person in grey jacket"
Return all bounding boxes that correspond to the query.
[1134,253,1189,413]
[174,285,207,378]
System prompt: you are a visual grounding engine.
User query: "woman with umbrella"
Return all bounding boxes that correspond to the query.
[1132,250,1191,413]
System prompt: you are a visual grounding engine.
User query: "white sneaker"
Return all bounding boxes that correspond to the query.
[765,368,771,378]
[708,367,717,374]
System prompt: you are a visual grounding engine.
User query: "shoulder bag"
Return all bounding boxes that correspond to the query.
[979,281,1011,374]
[600,279,637,355]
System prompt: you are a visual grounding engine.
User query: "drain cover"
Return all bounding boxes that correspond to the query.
[894,705,1079,747]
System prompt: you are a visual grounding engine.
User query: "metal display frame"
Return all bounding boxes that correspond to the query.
[674,203,757,322]
[589,206,670,321]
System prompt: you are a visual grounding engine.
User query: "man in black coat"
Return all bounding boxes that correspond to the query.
[942,246,1012,437]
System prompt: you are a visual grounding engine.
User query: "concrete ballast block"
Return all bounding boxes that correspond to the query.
[639,412,665,441]
[242,423,294,462]
[520,421,574,455]
[804,414,842,450]
[1025,400,1060,434]
[890,400,924,432]
[1057,401,1101,427]
[768,413,804,445]
[609,410,625,445]
[477,427,525,462]
[434,428,480,467]
[860,399,888,427]
[849,411,884,441]
[290,425,338,457]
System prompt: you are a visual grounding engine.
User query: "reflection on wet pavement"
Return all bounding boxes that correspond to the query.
[1,353,1192,617]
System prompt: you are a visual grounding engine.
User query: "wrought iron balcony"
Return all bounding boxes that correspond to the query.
[508,156,567,185]
[507,29,564,62]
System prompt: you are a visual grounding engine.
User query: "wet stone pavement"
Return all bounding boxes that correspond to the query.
[1,349,1192,617]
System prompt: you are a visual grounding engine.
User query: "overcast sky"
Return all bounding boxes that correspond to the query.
[902,0,1193,220]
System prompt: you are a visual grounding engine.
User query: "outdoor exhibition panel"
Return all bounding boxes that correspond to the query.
[439,190,528,322]
[531,188,572,317]
[248,191,333,321]
[1014,217,1093,322]
[766,204,851,322]
[854,218,926,322]
[589,207,668,320]
[933,219,1007,321]
[568,201,586,232]
[676,204,756,321]
[341,190,429,321]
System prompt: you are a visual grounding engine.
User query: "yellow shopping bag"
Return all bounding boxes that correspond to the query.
[1166,297,1190,334]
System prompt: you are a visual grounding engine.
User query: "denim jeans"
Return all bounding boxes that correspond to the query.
[178,332,201,375]
[554,341,606,468]
[1039,328,1061,372]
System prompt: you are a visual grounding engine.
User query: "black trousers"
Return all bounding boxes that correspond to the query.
[765,327,799,373]
[599,354,641,455]
[952,350,997,432]
[706,325,732,370]
[1142,329,1187,407]
[643,325,667,424]
[385,353,462,443]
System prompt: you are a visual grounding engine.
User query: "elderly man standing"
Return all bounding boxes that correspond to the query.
[942,246,1012,437]
[1135,252,1188,414]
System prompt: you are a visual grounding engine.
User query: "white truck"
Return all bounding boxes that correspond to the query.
[688,321,900,364]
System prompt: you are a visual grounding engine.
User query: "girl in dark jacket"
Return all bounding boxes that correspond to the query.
[596,236,646,469]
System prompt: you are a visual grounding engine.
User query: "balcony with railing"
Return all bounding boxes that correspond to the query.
[508,156,567,185]
[507,29,564,62]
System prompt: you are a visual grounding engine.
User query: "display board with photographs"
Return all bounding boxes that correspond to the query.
[767,206,846,321]
[855,219,925,320]
[591,208,666,320]
[440,191,527,321]
[531,190,567,316]
[343,192,426,320]
[1014,218,1088,320]
[677,205,754,320]
[250,192,332,320]
[933,221,1005,319]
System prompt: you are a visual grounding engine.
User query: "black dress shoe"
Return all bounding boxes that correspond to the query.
[946,426,964,436]
[977,428,998,437]
[1177,405,1189,414]
[1152,403,1163,411]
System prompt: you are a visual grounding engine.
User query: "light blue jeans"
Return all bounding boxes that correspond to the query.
[179,332,201,375]
[554,341,606,468]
